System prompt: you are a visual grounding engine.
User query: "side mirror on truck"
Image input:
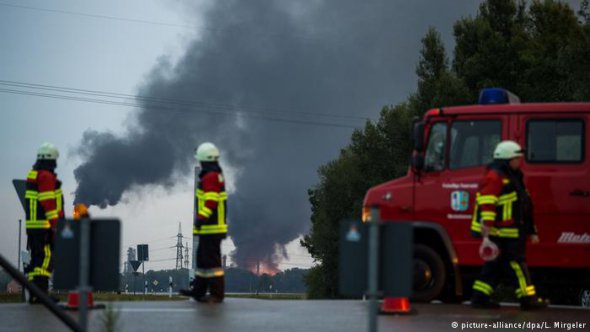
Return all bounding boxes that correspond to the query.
[411,120,425,172]
[412,121,425,152]
[411,151,425,172]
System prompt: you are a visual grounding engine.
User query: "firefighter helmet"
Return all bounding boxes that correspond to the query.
[195,142,220,162]
[37,142,60,160]
[493,140,523,160]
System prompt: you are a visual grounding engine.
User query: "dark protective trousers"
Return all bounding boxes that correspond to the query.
[472,237,537,301]
[25,230,53,293]
[193,234,225,300]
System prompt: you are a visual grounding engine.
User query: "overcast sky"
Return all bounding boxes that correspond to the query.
[0,0,536,273]
[0,0,209,272]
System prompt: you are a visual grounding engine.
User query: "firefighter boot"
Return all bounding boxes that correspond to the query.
[208,277,225,303]
[180,277,208,302]
[38,277,59,302]
[179,278,197,297]
[28,279,42,304]
[471,293,500,309]
[179,288,196,297]
[520,296,549,310]
[30,277,59,304]
[194,278,215,303]
[38,277,49,293]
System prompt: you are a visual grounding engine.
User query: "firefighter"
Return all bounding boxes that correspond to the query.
[470,140,548,310]
[180,142,228,303]
[24,143,64,303]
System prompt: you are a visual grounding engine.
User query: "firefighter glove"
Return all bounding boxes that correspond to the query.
[195,217,205,231]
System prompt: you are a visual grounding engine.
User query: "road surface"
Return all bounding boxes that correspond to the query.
[0,299,588,331]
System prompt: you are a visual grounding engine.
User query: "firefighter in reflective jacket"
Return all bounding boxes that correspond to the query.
[180,142,228,303]
[24,143,64,303]
[470,140,548,310]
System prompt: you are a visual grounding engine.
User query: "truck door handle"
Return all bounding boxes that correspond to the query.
[400,206,411,212]
[570,190,590,197]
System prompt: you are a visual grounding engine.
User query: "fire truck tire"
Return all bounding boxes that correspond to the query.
[412,244,446,302]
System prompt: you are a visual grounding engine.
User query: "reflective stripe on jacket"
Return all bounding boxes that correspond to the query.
[471,165,522,239]
[25,170,63,229]
[194,170,228,235]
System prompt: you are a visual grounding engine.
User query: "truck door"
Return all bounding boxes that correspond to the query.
[520,115,590,268]
[414,116,506,265]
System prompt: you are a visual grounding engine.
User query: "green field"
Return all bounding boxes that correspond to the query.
[0,292,306,303]
[0,293,19,303]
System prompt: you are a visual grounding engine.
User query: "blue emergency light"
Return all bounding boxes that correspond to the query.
[478,88,520,105]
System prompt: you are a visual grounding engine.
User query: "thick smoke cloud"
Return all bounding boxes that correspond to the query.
[74,0,482,271]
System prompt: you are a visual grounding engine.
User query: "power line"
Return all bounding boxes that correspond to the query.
[0,2,367,47]
[0,2,194,30]
[0,88,361,129]
[0,85,368,129]
[150,247,175,253]
[0,80,372,122]
[123,235,175,249]
[148,257,177,263]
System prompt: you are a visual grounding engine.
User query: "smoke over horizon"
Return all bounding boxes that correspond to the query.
[74,0,482,270]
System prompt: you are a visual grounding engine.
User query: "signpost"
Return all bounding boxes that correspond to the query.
[130,260,141,295]
[368,208,379,332]
[12,180,26,302]
[12,178,120,332]
[137,244,149,295]
[339,211,414,332]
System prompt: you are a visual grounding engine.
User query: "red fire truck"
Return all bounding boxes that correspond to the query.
[363,88,590,306]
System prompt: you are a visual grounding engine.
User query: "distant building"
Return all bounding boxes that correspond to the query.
[6,280,22,294]
[124,247,137,273]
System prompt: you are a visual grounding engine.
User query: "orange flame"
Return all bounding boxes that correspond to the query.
[249,261,280,276]
[73,203,89,220]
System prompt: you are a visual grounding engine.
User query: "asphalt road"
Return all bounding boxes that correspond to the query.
[0,299,589,332]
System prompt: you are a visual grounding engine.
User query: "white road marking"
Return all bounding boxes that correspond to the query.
[116,308,196,313]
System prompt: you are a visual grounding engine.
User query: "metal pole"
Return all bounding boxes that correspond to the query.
[368,207,380,332]
[143,262,146,295]
[18,219,25,302]
[0,253,83,332]
[17,220,21,271]
[78,217,91,331]
[191,165,199,285]
[192,237,198,271]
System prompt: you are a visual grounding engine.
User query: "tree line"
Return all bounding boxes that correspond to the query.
[119,267,308,294]
[301,0,590,298]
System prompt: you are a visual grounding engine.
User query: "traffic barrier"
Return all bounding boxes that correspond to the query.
[63,291,104,310]
[380,297,417,315]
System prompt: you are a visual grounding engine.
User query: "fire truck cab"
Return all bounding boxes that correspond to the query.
[363,88,590,306]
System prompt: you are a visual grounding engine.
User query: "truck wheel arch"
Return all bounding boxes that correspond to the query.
[411,222,463,301]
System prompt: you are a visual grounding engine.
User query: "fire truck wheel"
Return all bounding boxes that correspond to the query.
[412,244,446,303]
[580,288,590,308]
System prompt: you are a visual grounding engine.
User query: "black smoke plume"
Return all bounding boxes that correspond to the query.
[74,0,481,271]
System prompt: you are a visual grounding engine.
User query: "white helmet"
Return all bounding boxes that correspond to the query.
[37,142,59,160]
[493,140,523,160]
[195,142,220,162]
